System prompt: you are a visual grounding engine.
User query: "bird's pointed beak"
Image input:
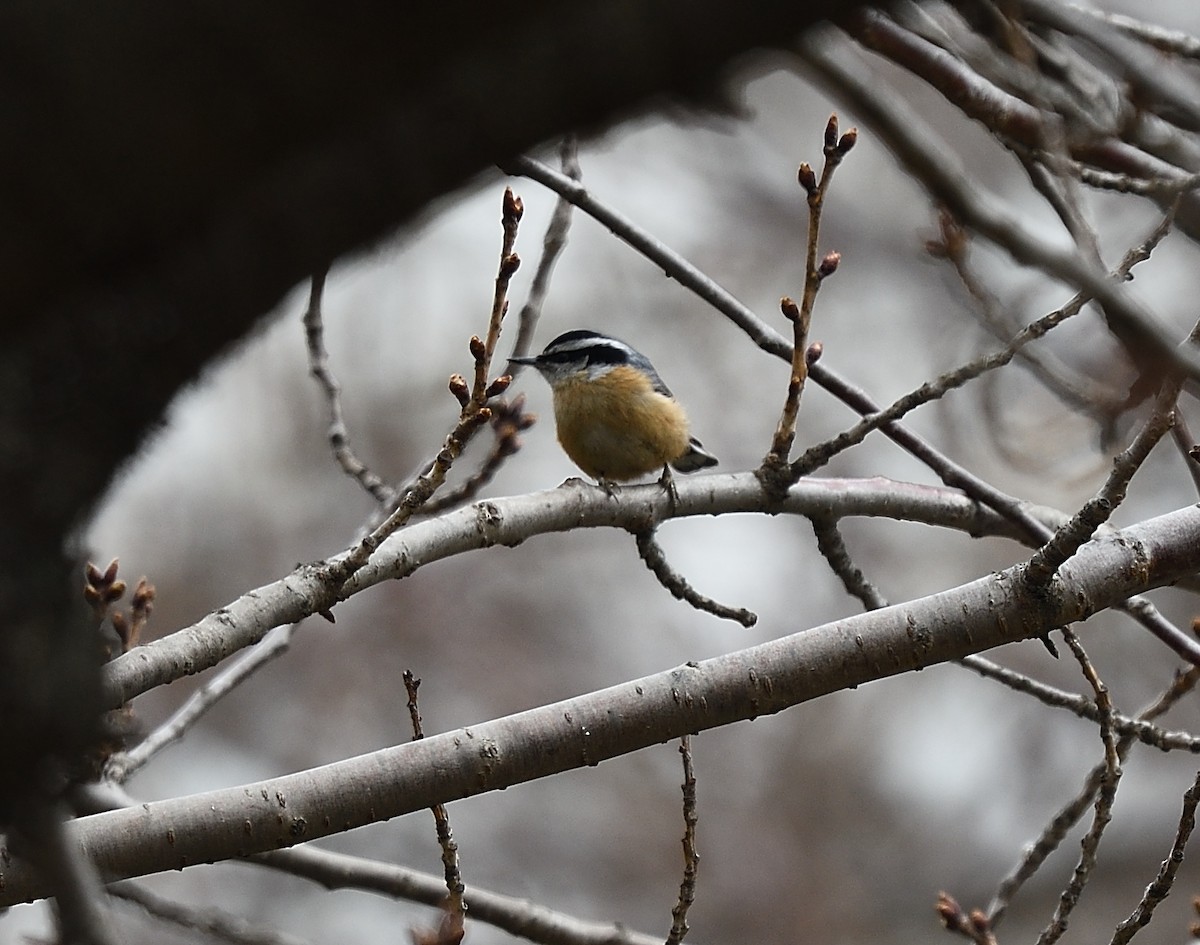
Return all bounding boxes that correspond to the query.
[507,354,539,367]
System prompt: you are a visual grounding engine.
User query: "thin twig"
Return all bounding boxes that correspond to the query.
[984,665,1199,925]
[104,623,298,782]
[415,396,537,517]
[810,516,887,610]
[1026,386,1179,586]
[329,190,525,586]
[962,657,1200,754]
[404,671,466,924]
[791,286,1099,478]
[764,115,855,471]
[666,735,699,945]
[303,265,395,505]
[81,780,668,945]
[110,882,313,945]
[510,137,580,363]
[1034,629,1121,945]
[475,188,524,399]
[800,27,1200,387]
[633,528,757,628]
[1109,767,1200,945]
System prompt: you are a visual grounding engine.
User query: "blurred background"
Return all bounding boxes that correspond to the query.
[8,3,1200,940]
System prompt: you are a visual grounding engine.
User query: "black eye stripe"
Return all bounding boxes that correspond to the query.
[540,341,629,366]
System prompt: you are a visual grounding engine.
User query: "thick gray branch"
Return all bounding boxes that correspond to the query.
[100,475,1029,709]
[4,503,1197,905]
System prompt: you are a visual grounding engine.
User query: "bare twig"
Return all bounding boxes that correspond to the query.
[790,276,1108,479]
[111,882,313,945]
[763,115,855,474]
[104,622,298,783]
[255,845,670,945]
[633,528,757,628]
[962,657,1200,756]
[474,188,524,400]
[416,396,537,516]
[1110,767,1200,944]
[1034,629,1121,945]
[666,736,699,945]
[1026,387,1178,586]
[510,137,581,363]
[329,190,525,586]
[81,779,669,945]
[810,516,888,611]
[303,265,395,505]
[800,27,1200,387]
[404,671,466,924]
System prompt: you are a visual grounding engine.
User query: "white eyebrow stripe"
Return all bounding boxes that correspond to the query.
[549,337,627,355]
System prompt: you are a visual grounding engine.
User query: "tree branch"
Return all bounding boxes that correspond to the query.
[6,504,1198,905]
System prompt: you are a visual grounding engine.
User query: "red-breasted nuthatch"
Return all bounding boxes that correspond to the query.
[509,329,718,486]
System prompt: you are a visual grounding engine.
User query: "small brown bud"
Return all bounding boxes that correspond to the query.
[102,558,120,584]
[935,892,962,930]
[132,578,155,611]
[797,163,817,196]
[469,336,486,360]
[500,253,521,278]
[837,127,858,155]
[969,910,990,933]
[83,584,102,606]
[448,374,470,407]
[806,341,823,366]
[780,297,800,322]
[818,251,841,278]
[503,187,524,222]
[485,374,513,398]
[104,580,127,603]
[824,114,839,153]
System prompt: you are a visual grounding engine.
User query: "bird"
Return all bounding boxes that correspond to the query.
[509,329,718,490]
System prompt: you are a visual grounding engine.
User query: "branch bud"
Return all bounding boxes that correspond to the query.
[805,341,823,367]
[797,162,817,196]
[780,296,800,322]
[469,335,486,361]
[485,374,513,398]
[824,114,839,154]
[818,251,841,279]
[448,374,470,407]
[837,127,858,155]
[503,187,524,223]
[499,253,521,278]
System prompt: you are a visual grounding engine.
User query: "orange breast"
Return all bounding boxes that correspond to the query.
[551,367,691,481]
